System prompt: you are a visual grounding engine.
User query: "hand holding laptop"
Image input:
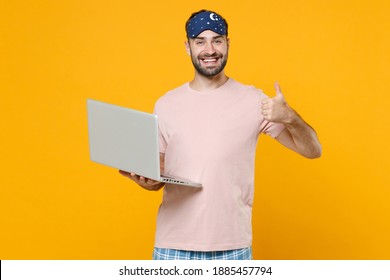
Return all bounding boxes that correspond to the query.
[119,170,165,191]
[118,152,165,191]
[87,99,202,188]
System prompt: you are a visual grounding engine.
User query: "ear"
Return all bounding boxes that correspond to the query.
[185,41,191,55]
[227,37,230,49]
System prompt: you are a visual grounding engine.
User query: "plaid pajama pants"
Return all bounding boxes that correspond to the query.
[153,247,252,260]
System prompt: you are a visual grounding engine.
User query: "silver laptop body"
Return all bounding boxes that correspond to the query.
[87,99,202,187]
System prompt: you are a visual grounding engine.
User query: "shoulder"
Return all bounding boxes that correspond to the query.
[228,78,269,99]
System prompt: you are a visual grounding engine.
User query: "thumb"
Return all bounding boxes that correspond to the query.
[274,81,285,99]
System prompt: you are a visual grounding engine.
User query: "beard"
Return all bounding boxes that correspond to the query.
[190,51,228,77]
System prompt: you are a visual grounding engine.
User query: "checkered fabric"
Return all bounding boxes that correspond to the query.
[153,247,252,260]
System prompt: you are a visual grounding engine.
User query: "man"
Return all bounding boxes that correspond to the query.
[120,9,321,260]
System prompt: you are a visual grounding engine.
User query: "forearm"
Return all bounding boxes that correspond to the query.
[283,108,322,159]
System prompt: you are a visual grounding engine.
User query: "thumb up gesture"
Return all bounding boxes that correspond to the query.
[261,82,294,124]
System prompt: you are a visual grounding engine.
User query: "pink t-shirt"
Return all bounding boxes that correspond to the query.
[153,78,285,251]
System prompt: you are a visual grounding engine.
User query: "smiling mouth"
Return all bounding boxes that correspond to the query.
[200,57,220,64]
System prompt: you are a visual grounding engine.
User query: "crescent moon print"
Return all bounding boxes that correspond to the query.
[210,13,218,21]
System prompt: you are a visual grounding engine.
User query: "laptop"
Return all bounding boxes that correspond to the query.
[87,99,202,187]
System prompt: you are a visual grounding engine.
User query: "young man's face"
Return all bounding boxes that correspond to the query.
[186,30,230,77]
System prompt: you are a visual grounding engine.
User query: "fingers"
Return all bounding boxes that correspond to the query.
[119,170,158,186]
[139,176,147,184]
[119,170,132,178]
[274,81,282,95]
[274,81,285,101]
[130,173,144,183]
[260,82,286,120]
[261,106,271,120]
[261,104,270,118]
[261,97,273,118]
[119,170,140,181]
[119,170,139,181]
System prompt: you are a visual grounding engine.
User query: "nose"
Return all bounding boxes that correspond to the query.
[204,42,216,54]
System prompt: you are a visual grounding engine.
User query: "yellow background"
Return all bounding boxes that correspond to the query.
[1,0,389,259]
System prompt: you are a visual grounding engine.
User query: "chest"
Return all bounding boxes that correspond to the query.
[162,95,261,149]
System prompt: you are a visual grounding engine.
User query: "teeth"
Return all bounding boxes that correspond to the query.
[203,59,217,62]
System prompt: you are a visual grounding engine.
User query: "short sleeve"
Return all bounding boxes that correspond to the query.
[259,120,286,138]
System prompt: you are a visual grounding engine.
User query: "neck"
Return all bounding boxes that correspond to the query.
[189,71,229,91]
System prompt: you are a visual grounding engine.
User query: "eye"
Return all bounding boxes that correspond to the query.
[195,41,205,45]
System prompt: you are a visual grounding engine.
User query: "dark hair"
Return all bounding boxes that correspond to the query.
[185,9,229,38]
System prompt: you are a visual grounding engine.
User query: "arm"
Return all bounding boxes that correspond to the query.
[261,82,322,159]
[119,153,166,191]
